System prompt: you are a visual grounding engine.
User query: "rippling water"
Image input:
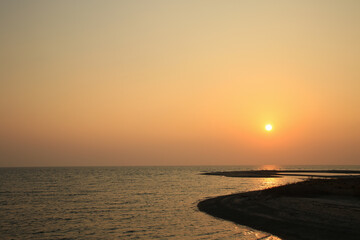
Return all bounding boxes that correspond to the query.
[1,165,358,239]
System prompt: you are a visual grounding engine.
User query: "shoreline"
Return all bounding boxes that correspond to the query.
[201,169,360,178]
[198,176,360,240]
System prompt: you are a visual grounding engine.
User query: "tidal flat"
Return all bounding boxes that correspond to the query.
[198,172,360,240]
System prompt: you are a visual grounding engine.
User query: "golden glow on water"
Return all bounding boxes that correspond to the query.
[1,166,295,239]
[259,165,279,170]
[261,177,281,189]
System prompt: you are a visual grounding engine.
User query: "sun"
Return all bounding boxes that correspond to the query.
[265,124,272,131]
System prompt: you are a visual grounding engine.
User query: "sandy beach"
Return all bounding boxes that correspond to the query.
[198,176,360,240]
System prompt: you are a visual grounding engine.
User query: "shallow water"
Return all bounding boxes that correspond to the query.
[1,165,358,239]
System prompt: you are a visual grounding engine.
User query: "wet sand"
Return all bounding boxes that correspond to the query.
[198,176,360,240]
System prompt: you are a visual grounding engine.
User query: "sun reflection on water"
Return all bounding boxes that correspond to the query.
[261,177,282,189]
[258,165,280,170]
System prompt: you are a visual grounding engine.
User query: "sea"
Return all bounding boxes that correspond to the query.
[1,165,359,240]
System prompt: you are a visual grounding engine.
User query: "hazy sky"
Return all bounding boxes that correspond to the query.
[1,0,359,166]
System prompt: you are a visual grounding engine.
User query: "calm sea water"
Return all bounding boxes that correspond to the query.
[1,165,359,239]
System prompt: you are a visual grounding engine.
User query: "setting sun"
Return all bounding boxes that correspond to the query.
[265,124,273,131]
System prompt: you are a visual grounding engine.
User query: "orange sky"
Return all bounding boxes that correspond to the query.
[1,1,359,166]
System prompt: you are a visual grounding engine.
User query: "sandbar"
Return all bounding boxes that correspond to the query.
[198,176,360,240]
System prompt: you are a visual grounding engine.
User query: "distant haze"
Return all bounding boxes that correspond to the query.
[1,1,359,167]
